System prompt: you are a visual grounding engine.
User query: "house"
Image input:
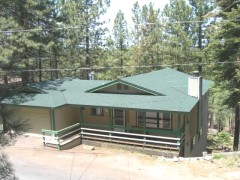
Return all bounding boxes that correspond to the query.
[0,68,211,157]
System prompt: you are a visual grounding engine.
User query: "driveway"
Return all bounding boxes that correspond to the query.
[2,135,240,180]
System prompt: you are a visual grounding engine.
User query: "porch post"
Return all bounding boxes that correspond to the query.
[80,107,84,125]
[143,111,146,134]
[183,114,186,132]
[109,108,113,130]
[50,108,55,130]
[177,113,181,132]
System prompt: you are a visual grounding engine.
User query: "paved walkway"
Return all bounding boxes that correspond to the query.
[2,135,240,180]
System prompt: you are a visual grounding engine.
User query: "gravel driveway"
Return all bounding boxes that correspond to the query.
[2,135,240,180]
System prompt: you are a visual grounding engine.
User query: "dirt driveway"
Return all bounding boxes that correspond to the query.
[2,135,240,180]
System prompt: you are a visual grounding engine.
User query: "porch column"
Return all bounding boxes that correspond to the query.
[177,113,181,132]
[109,108,113,130]
[80,107,84,125]
[143,111,146,134]
[183,114,186,132]
[50,108,55,130]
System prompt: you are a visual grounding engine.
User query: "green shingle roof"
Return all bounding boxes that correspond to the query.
[1,68,211,113]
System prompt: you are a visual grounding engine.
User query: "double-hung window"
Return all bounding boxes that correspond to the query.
[91,107,103,116]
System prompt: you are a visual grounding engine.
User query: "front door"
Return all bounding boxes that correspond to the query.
[113,109,125,132]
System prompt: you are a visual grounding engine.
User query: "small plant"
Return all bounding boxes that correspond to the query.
[213,154,223,159]
[213,131,232,150]
[207,133,214,142]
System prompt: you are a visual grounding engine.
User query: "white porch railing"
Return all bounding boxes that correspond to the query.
[42,123,184,151]
[80,127,182,151]
[42,123,81,149]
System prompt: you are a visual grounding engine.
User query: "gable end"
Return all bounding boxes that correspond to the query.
[86,80,164,96]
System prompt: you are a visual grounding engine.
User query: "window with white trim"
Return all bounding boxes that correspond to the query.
[137,111,171,129]
[137,111,145,127]
[91,107,103,116]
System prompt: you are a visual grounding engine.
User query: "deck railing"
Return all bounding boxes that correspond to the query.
[42,123,80,149]
[81,122,183,137]
[80,127,182,151]
[42,122,185,151]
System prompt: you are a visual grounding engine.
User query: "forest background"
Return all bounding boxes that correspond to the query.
[0,0,239,150]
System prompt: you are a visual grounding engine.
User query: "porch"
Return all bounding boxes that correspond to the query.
[42,106,186,156]
[42,108,185,154]
[42,123,185,156]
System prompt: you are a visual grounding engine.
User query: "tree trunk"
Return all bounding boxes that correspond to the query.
[3,74,8,84]
[85,35,90,80]
[198,20,202,73]
[53,47,58,80]
[209,111,214,129]
[2,117,7,132]
[233,105,239,151]
[22,62,30,84]
[38,48,42,82]
[120,43,123,75]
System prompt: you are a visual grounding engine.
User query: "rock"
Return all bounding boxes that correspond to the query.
[202,151,208,157]
[83,145,95,150]
[178,157,184,161]
[157,156,165,161]
[208,129,218,135]
[203,155,212,161]
[172,156,179,162]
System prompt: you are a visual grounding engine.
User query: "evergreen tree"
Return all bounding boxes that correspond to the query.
[0,0,59,82]
[61,0,110,79]
[113,10,128,75]
[130,2,162,73]
[163,0,196,73]
[206,0,240,150]
[189,0,216,73]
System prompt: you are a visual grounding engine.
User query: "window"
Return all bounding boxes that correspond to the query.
[137,111,145,127]
[91,107,103,116]
[117,84,122,90]
[159,113,171,129]
[117,84,128,91]
[137,111,171,129]
[124,85,129,90]
[146,112,158,128]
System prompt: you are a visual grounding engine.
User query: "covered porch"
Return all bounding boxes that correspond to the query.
[42,105,186,156]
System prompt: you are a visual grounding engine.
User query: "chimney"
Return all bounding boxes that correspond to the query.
[88,71,95,80]
[188,71,202,99]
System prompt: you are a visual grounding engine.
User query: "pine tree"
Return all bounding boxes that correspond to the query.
[0,0,60,82]
[189,0,216,73]
[113,10,128,76]
[61,0,110,79]
[206,0,240,150]
[130,2,162,73]
[163,0,196,73]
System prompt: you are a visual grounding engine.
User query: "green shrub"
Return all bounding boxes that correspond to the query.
[213,154,223,159]
[213,131,232,150]
[207,134,214,142]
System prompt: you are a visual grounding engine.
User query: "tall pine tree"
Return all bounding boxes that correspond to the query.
[206,0,240,150]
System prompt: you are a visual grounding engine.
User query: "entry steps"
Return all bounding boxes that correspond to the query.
[44,129,81,150]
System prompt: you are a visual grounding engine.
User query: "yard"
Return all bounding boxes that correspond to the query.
[2,135,240,180]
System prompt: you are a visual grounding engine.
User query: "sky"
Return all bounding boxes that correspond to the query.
[103,0,169,34]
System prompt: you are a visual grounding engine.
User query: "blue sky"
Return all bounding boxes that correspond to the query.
[103,0,169,34]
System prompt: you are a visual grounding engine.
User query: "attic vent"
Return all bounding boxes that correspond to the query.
[117,84,128,90]
[117,84,122,90]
